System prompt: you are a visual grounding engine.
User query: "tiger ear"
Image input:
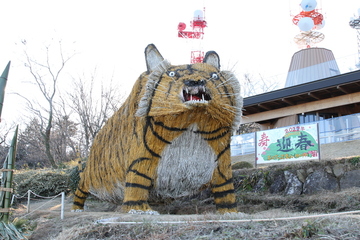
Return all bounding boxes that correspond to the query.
[145,44,164,72]
[203,51,220,69]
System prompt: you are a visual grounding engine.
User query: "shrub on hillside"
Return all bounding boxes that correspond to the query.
[68,162,86,193]
[232,161,253,170]
[13,170,70,197]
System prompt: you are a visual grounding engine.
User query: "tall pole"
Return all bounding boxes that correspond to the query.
[349,11,360,68]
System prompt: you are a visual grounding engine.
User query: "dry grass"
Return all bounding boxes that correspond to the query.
[10,189,360,240]
[32,210,360,240]
[236,188,360,214]
[10,157,360,239]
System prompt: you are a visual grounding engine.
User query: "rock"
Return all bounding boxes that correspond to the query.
[325,166,332,174]
[254,177,266,192]
[340,169,360,190]
[303,170,338,194]
[296,169,307,183]
[284,171,303,195]
[269,172,286,194]
[333,164,345,177]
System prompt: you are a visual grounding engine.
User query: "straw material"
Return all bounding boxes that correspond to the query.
[72,44,242,214]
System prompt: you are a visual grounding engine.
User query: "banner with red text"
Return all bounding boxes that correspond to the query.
[255,123,320,164]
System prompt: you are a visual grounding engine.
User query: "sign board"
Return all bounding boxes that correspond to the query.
[255,123,320,165]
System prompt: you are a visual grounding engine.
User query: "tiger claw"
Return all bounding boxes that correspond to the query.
[71,209,84,212]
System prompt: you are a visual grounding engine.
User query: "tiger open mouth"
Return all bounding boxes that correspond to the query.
[182,86,211,103]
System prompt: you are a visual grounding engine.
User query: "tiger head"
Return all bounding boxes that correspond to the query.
[136,44,242,130]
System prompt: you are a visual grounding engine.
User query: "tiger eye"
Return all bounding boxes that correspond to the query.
[211,73,219,80]
[168,71,176,77]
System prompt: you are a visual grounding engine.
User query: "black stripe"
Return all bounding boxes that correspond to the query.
[73,201,84,207]
[216,202,237,210]
[77,187,89,196]
[144,119,162,158]
[126,182,151,190]
[186,64,194,73]
[216,166,227,180]
[214,145,232,181]
[129,169,152,181]
[213,178,233,188]
[216,144,230,162]
[146,74,164,116]
[167,81,174,97]
[203,129,230,141]
[153,118,188,132]
[74,193,88,200]
[221,84,234,106]
[144,140,161,158]
[213,189,235,198]
[127,157,151,172]
[194,126,228,135]
[149,119,172,144]
[123,200,147,206]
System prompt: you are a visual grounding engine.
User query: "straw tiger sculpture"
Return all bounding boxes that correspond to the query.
[72,44,242,214]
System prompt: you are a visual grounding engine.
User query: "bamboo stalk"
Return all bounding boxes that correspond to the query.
[0,155,8,221]
[0,61,10,120]
[2,126,18,223]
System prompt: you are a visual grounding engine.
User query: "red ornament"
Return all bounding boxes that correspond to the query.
[293,10,323,26]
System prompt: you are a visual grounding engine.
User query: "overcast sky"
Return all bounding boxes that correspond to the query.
[0,0,359,124]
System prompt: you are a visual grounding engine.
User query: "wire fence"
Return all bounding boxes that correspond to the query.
[12,190,65,220]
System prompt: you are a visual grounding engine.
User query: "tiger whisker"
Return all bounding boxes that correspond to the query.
[219,92,241,97]
[215,77,237,88]
[222,103,242,111]
[148,82,179,98]
[153,88,178,98]
[217,104,239,114]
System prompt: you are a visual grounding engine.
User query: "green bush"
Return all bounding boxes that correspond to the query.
[68,162,86,193]
[13,170,70,197]
[349,156,360,166]
[232,161,253,170]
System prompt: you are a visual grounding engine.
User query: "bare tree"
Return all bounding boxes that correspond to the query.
[53,96,78,160]
[51,114,78,163]
[242,73,280,98]
[237,73,280,135]
[21,40,75,168]
[16,118,48,168]
[0,122,17,164]
[0,122,16,145]
[68,72,122,157]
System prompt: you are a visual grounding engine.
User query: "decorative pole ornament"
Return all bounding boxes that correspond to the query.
[178,8,207,63]
[292,0,325,48]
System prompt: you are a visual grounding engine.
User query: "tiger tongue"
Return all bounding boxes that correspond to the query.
[190,95,201,101]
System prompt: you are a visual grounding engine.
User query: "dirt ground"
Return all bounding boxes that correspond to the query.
[11,193,360,240]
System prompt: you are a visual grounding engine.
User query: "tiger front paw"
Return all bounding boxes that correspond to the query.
[217,207,237,214]
[71,209,84,212]
[71,204,85,212]
[122,201,155,213]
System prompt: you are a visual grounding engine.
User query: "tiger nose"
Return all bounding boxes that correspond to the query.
[183,80,205,86]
